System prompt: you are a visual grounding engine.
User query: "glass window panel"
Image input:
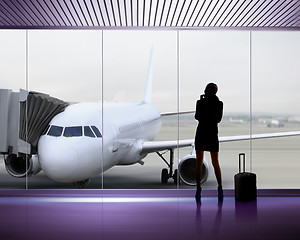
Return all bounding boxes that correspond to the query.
[252,31,300,189]
[48,125,63,137]
[102,30,177,189]
[91,126,102,138]
[84,126,96,138]
[0,30,27,190]
[63,126,82,137]
[179,31,251,190]
[27,30,103,189]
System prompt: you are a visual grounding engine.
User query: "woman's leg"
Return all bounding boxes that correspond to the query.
[210,152,222,187]
[196,150,204,190]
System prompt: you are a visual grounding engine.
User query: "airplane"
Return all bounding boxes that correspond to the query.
[267,119,284,128]
[2,51,300,188]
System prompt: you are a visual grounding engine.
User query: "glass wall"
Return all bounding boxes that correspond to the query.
[179,31,251,189]
[252,31,300,189]
[0,30,299,189]
[0,30,26,189]
[26,30,103,189]
[101,30,177,189]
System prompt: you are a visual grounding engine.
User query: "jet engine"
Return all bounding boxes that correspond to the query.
[178,153,210,186]
[4,154,41,178]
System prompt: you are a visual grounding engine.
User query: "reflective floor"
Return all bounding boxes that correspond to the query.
[0,189,299,240]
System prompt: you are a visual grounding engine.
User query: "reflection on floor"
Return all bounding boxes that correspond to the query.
[0,189,299,240]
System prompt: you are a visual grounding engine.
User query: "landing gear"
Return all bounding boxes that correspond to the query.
[161,168,168,184]
[73,179,90,189]
[157,149,178,184]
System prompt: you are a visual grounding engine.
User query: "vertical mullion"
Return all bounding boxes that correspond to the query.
[249,31,253,173]
[176,30,180,189]
[25,30,29,190]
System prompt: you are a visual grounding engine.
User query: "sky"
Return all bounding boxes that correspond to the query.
[0,29,299,116]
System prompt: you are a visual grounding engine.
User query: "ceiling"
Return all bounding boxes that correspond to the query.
[0,0,299,30]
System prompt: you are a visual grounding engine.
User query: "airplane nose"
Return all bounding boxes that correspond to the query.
[38,139,79,182]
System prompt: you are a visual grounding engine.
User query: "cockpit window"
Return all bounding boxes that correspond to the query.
[47,125,63,137]
[91,126,102,138]
[63,126,82,137]
[84,126,95,138]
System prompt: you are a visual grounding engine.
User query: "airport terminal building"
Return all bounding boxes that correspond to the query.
[0,1,300,239]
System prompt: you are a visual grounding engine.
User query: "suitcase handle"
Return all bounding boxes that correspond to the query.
[239,153,246,173]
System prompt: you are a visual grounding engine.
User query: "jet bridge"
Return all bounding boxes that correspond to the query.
[0,89,68,156]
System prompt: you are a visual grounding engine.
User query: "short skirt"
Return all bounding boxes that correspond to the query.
[194,131,219,152]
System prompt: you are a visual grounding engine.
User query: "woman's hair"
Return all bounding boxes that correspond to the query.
[204,83,218,96]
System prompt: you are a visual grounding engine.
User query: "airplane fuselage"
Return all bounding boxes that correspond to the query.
[38,102,161,182]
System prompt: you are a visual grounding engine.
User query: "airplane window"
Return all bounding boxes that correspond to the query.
[63,126,82,137]
[47,125,63,137]
[84,126,95,138]
[91,126,102,138]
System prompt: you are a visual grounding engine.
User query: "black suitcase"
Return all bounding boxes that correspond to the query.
[234,153,257,202]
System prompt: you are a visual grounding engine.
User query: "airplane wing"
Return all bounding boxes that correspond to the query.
[219,131,300,142]
[161,110,195,116]
[142,139,194,154]
[141,131,300,154]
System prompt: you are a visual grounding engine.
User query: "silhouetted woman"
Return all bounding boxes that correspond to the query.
[194,83,223,201]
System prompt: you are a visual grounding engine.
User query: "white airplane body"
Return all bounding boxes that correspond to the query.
[38,101,161,183]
